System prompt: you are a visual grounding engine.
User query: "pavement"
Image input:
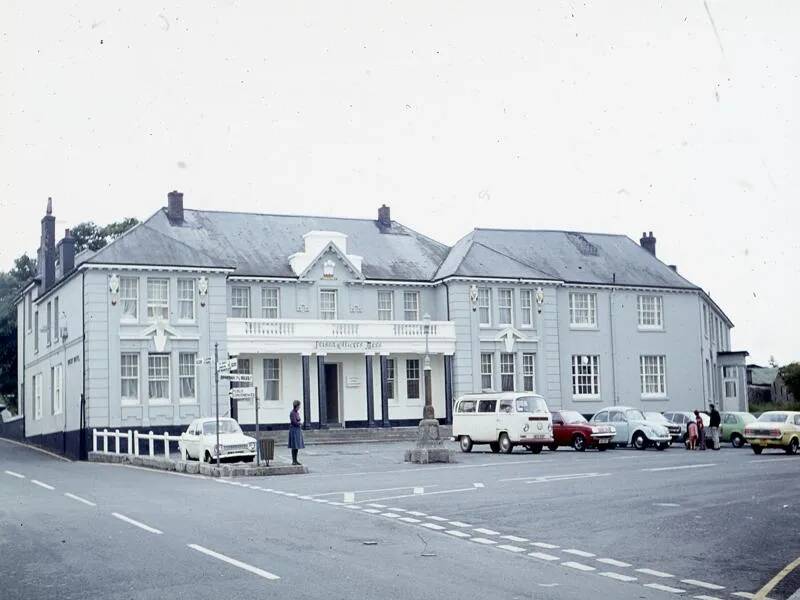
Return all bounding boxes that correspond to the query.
[2,436,800,599]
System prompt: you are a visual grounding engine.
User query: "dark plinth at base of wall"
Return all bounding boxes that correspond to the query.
[88,452,307,477]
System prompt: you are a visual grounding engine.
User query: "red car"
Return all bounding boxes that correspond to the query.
[548,410,616,451]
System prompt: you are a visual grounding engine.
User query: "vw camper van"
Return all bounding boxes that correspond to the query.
[452,392,553,454]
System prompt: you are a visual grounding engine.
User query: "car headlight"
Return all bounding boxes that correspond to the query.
[248,441,256,451]
[213,444,225,455]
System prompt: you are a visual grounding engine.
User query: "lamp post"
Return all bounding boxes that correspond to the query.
[422,314,434,420]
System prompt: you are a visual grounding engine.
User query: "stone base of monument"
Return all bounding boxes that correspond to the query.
[404,418,453,464]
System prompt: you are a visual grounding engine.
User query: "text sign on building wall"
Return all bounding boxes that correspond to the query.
[314,340,383,352]
[220,373,252,383]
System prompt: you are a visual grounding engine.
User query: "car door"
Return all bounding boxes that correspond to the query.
[609,410,629,443]
[497,399,515,440]
[551,412,566,445]
[184,422,200,458]
[721,413,738,442]
[476,399,497,442]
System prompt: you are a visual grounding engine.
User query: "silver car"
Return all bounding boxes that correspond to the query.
[590,406,672,450]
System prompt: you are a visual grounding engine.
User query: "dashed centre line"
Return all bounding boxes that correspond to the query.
[31,479,54,490]
[531,542,559,549]
[636,567,674,578]
[111,512,163,535]
[473,527,499,536]
[644,582,686,593]
[642,464,715,472]
[563,549,595,558]
[4,470,25,478]
[681,579,725,591]
[528,552,560,562]
[600,572,638,582]
[64,492,96,507]
[497,544,527,553]
[596,557,631,568]
[501,535,529,543]
[445,530,471,538]
[188,544,280,581]
[471,537,497,545]
[562,561,595,572]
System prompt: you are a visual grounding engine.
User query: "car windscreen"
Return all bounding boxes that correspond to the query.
[202,419,242,435]
[560,410,587,424]
[516,396,548,413]
[741,413,756,423]
[757,413,788,423]
[626,409,646,421]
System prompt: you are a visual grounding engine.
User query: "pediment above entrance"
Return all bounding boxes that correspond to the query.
[289,231,364,280]
[495,326,527,352]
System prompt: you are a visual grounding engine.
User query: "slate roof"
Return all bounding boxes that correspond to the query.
[435,228,700,289]
[86,208,450,281]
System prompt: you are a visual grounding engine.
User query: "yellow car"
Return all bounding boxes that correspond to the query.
[744,411,800,455]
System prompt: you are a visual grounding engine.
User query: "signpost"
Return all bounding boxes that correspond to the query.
[227,385,260,465]
[196,350,244,468]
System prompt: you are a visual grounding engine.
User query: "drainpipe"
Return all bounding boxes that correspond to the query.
[609,274,618,406]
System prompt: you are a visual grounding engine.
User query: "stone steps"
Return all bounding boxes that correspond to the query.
[300,425,453,445]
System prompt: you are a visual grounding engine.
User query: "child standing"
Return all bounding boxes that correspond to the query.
[687,419,698,450]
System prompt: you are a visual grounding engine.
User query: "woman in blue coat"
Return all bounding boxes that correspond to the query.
[288,400,305,465]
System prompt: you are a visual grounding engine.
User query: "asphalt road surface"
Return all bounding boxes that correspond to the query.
[2,437,800,600]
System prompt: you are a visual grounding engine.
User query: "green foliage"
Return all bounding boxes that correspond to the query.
[71,217,139,253]
[779,362,800,400]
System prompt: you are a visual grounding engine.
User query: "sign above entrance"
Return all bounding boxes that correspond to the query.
[314,340,383,352]
[229,386,256,400]
[220,373,252,382]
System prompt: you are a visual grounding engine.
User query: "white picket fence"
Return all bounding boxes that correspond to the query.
[92,428,181,459]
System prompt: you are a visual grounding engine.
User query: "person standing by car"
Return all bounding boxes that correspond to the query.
[687,419,698,450]
[288,400,305,465]
[709,404,721,451]
[694,410,706,451]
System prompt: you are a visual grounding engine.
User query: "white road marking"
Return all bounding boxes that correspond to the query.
[406,511,427,517]
[449,521,472,528]
[386,507,407,512]
[501,535,529,543]
[636,568,674,578]
[188,544,279,580]
[596,558,631,568]
[4,470,25,478]
[31,479,54,490]
[362,508,382,514]
[344,505,362,510]
[380,512,401,518]
[644,583,686,593]
[528,552,560,561]
[420,523,446,531]
[525,472,611,484]
[343,492,355,503]
[682,579,725,591]
[470,537,497,545]
[732,593,756,599]
[111,512,163,534]
[473,528,499,535]
[642,464,715,472]
[302,459,541,479]
[312,499,329,503]
[367,503,387,508]
[654,502,681,507]
[563,549,595,558]
[413,487,424,494]
[428,516,448,522]
[399,517,421,523]
[694,595,725,600]
[599,572,637,582]
[498,544,527,553]
[361,487,477,503]
[473,482,485,488]
[445,530,471,538]
[531,542,559,549]
[298,496,313,500]
[314,486,434,497]
[562,561,595,572]
[747,458,797,464]
[283,492,298,497]
[64,492,96,506]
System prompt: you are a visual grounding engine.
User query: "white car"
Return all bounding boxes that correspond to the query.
[178,417,256,463]
[590,406,672,450]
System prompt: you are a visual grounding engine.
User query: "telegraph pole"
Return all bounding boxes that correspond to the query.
[214,342,220,467]
[255,386,260,466]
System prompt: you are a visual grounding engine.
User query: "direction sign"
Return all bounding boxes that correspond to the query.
[229,386,256,400]
[195,357,213,365]
[220,373,252,383]
[217,358,238,372]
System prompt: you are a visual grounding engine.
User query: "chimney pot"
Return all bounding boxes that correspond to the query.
[377,204,391,231]
[167,190,184,223]
[640,231,657,257]
[668,264,678,272]
[57,227,76,277]
[38,198,56,290]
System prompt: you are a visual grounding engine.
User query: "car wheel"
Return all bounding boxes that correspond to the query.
[786,438,799,455]
[752,445,763,455]
[572,434,587,452]
[547,443,559,452]
[499,433,513,454]
[529,444,543,454]
[656,442,668,451]
[204,451,214,463]
[632,432,647,450]
[459,436,473,453]
[609,443,618,450]
[731,433,744,448]
[489,442,500,453]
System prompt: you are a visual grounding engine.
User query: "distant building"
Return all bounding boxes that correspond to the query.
[15,193,749,458]
[747,365,778,405]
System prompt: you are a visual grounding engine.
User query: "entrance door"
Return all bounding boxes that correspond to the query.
[324,364,339,424]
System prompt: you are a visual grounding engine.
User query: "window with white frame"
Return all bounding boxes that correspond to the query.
[232,358,251,389]
[148,354,170,402]
[498,289,513,325]
[231,286,251,318]
[120,353,139,404]
[147,279,169,321]
[723,366,738,399]
[263,358,280,401]
[377,290,394,321]
[53,364,62,414]
[120,277,139,320]
[403,291,420,321]
[703,305,709,337]
[386,359,397,403]
[34,311,39,353]
[480,353,493,390]
[520,290,533,327]
[320,289,338,320]
[46,301,52,346]
[177,279,195,321]
[522,353,536,392]
[33,374,42,420]
[640,355,667,397]
[179,352,197,401]
[572,355,600,398]
[27,294,32,332]
[406,359,420,399]
[500,352,515,391]
[477,287,491,326]
[637,295,663,329]
[54,297,59,343]
[569,292,597,327]
[261,287,280,319]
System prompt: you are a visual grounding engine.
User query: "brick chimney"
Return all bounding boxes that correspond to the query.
[37,198,56,291]
[640,231,656,257]
[167,190,184,223]
[377,204,391,232]
[56,228,76,278]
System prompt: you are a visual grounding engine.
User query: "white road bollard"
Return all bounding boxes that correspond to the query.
[127,430,133,456]
[92,429,98,453]
[115,429,120,454]
[163,432,169,459]
[103,429,108,453]
[148,431,154,457]
[134,430,139,456]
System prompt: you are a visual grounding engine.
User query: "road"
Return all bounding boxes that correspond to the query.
[2,437,800,600]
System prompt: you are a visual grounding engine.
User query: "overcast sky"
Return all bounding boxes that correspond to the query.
[1,1,797,365]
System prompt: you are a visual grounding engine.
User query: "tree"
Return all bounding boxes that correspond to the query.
[768,355,779,368]
[779,363,800,401]
[71,217,139,253]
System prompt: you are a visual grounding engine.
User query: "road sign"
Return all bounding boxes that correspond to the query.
[229,386,256,400]
[217,358,238,372]
[195,357,212,365]
[220,373,252,383]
